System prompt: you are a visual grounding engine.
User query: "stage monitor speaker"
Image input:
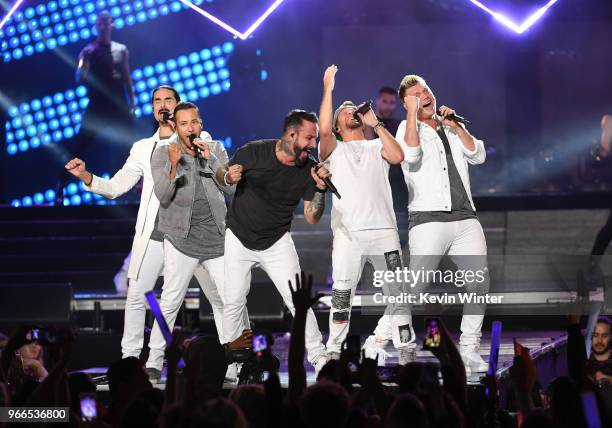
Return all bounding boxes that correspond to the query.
[0,283,73,327]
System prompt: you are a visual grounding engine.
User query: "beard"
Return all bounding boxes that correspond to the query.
[346,115,362,130]
[294,146,309,167]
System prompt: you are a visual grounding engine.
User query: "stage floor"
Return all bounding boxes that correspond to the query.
[89,329,567,391]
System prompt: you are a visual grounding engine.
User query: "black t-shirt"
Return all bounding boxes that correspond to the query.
[226,139,317,250]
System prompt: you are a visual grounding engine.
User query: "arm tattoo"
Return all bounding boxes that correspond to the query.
[307,191,325,222]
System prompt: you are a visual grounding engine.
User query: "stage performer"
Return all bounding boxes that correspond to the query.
[367,74,490,372]
[217,110,331,373]
[317,65,415,365]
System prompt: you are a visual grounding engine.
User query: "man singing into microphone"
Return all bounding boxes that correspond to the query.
[146,101,244,376]
[318,65,414,365]
[216,110,331,372]
[371,74,489,372]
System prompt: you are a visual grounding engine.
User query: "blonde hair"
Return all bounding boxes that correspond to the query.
[398,75,427,99]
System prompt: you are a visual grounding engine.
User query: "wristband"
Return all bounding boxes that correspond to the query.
[373,121,385,132]
[223,171,231,186]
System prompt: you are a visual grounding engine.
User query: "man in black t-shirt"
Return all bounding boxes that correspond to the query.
[216,110,331,372]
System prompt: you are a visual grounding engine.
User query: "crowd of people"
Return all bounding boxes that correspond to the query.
[0,276,610,427]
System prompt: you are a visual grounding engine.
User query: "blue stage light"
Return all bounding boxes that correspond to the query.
[204,60,214,72]
[45,190,56,201]
[166,59,178,70]
[71,195,82,205]
[82,192,92,202]
[180,68,192,79]
[57,104,68,115]
[218,68,229,80]
[188,90,198,101]
[7,144,18,155]
[212,46,222,57]
[24,46,34,56]
[79,98,89,109]
[18,141,29,152]
[60,116,71,127]
[195,75,207,87]
[53,130,64,142]
[11,200,21,207]
[222,42,234,53]
[13,49,23,60]
[30,137,41,148]
[210,83,221,95]
[46,39,58,50]
[169,70,180,82]
[199,87,210,98]
[6,132,14,143]
[34,193,44,205]
[222,79,231,90]
[174,82,184,93]
[22,196,33,206]
[207,72,218,83]
[45,108,56,119]
[49,119,60,130]
[67,183,78,195]
[184,79,195,90]
[37,123,48,133]
[146,77,158,89]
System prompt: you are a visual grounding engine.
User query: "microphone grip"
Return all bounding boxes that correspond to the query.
[322,176,341,199]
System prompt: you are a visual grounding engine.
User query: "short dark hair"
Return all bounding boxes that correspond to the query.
[173,101,200,119]
[283,109,318,133]
[597,316,611,329]
[151,85,180,104]
[378,86,397,97]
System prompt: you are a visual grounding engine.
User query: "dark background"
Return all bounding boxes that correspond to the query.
[1,0,611,205]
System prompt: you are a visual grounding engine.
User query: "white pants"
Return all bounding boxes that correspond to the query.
[373,218,489,348]
[121,240,236,359]
[222,228,326,364]
[327,228,412,353]
[146,239,239,370]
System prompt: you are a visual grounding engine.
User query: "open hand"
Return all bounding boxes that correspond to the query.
[289,272,323,313]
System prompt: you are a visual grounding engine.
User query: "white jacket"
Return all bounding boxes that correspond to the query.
[84,129,212,280]
[395,120,486,212]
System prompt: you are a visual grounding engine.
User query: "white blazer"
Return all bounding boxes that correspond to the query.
[395,120,486,213]
[85,129,212,280]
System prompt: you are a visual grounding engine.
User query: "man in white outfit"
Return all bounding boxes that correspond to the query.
[365,75,489,372]
[65,87,249,376]
[317,65,414,365]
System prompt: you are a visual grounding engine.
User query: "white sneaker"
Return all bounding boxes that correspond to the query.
[312,354,329,375]
[225,362,240,383]
[398,347,417,365]
[460,346,488,373]
[362,335,391,366]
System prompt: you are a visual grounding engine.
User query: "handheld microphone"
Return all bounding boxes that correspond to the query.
[436,109,471,125]
[307,152,341,199]
[160,109,172,123]
[188,134,202,158]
